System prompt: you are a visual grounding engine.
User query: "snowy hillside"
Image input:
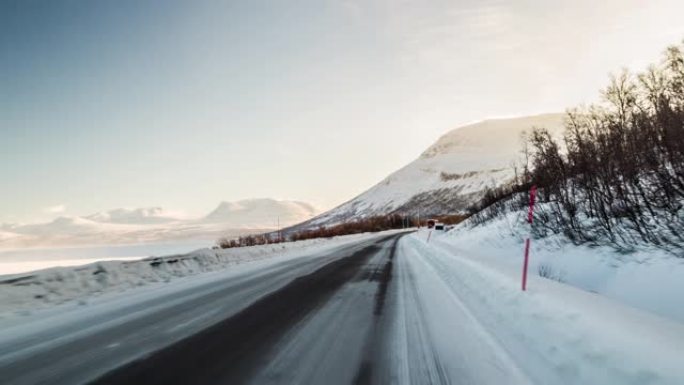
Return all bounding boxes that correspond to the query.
[301,113,565,228]
[0,199,319,249]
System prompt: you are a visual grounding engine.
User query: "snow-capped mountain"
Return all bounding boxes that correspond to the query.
[1,199,319,248]
[204,199,318,228]
[299,113,565,228]
[11,216,109,236]
[85,207,179,225]
[2,216,141,247]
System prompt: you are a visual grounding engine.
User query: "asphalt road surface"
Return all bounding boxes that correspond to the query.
[1,233,430,385]
[1,232,535,385]
[89,233,402,385]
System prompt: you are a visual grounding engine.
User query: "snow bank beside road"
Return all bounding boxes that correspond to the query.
[437,213,684,322]
[404,233,684,385]
[0,233,392,318]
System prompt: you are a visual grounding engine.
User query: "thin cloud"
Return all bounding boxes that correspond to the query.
[45,205,66,214]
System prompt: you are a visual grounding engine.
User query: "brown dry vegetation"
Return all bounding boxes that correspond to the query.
[217,213,468,249]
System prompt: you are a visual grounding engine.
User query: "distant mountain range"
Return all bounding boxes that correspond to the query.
[205,199,317,227]
[0,199,319,248]
[294,113,565,229]
[84,207,178,225]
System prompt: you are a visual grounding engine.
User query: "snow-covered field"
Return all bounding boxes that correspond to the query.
[0,232,392,320]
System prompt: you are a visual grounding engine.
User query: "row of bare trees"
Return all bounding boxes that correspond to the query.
[218,213,470,249]
[217,233,284,249]
[288,214,410,242]
[472,40,684,254]
[217,214,414,249]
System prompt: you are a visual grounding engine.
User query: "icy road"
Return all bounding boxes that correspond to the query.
[1,231,683,385]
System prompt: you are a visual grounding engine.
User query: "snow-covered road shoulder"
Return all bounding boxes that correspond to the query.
[403,232,684,385]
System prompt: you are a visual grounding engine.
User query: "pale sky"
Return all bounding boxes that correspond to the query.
[2,0,684,223]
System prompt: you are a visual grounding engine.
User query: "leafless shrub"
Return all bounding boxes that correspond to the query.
[469,40,684,255]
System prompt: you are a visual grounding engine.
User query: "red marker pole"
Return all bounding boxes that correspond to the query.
[522,185,537,291]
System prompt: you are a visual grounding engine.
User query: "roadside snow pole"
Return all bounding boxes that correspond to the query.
[522,185,537,291]
[427,230,432,243]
